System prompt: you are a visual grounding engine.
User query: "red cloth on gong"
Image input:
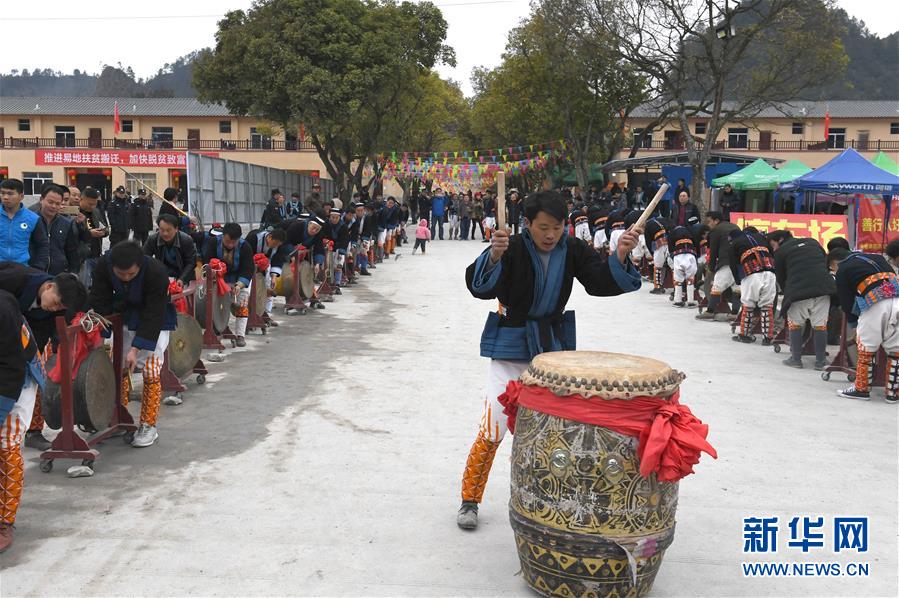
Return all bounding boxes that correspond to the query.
[208,258,231,295]
[497,381,717,482]
[253,253,270,272]
[47,313,103,383]
[167,280,189,314]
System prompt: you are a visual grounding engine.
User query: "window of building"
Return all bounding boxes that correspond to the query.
[695,122,707,135]
[18,119,30,132]
[151,126,173,148]
[126,174,157,198]
[792,122,804,134]
[219,120,232,134]
[728,127,748,149]
[891,122,899,135]
[122,119,133,133]
[55,125,76,148]
[632,127,653,148]
[827,127,846,149]
[23,172,54,195]
[250,127,272,150]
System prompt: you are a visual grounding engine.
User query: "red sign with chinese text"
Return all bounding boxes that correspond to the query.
[730,212,849,248]
[34,149,217,167]
[855,195,899,253]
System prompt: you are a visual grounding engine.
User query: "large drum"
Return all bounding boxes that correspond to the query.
[510,351,686,598]
[42,348,117,432]
[167,313,203,378]
[195,281,231,333]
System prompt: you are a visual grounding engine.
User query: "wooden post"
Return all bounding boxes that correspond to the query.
[496,171,506,230]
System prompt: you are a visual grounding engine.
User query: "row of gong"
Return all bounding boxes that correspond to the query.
[40,260,317,433]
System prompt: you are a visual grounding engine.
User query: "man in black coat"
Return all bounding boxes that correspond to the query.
[74,187,109,287]
[30,184,82,275]
[696,211,741,320]
[260,189,286,229]
[670,190,701,229]
[202,222,256,342]
[130,190,154,246]
[89,242,175,448]
[718,184,742,220]
[456,190,642,531]
[143,214,197,284]
[768,230,835,369]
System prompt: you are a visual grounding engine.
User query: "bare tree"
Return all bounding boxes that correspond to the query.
[560,0,847,210]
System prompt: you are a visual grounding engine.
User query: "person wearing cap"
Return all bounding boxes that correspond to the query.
[0,261,88,552]
[261,189,286,229]
[130,189,154,246]
[201,222,254,345]
[106,186,132,246]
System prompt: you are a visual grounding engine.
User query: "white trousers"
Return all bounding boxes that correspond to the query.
[740,271,777,308]
[478,359,529,443]
[857,298,899,353]
[121,329,170,380]
[1,378,36,450]
[672,253,698,282]
[712,267,739,294]
[653,246,669,269]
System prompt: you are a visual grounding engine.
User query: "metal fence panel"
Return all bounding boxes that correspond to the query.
[187,152,331,228]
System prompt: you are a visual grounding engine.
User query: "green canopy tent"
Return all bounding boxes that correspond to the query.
[742,159,813,191]
[872,151,899,176]
[552,164,605,186]
[710,158,778,190]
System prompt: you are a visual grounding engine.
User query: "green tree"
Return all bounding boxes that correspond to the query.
[193,0,454,200]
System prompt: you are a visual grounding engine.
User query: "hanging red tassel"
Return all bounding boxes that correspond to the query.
[253,253,270,272]
[208,258,231,295]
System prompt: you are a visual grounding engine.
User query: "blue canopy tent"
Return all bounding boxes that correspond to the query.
[780,148,899,210]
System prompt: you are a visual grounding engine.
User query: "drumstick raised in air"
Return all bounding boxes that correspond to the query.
[496,171,507,230]
[633,183,670,231]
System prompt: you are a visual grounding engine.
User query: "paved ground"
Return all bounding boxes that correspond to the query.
[2,230,897,597]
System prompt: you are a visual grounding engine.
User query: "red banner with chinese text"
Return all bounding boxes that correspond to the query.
[34,149,218,167]
[730,212,849,248]
[855,195,899,253]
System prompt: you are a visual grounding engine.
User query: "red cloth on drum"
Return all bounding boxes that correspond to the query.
[208,258,231,295]
[497,381,717,482]
[47,312,103,383]
[253,253,270,272]
[167,280,189,314]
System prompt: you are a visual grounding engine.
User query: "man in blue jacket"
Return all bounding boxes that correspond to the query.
[0,179,49,270]
[430,188,447,240]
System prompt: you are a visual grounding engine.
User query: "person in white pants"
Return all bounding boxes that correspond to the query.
[643,218,670,294]
[668,225,698,307]
[730,228,778,344]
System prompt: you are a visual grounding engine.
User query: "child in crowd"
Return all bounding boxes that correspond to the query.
[413,219,431,255]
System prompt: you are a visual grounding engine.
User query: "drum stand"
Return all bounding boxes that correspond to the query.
[317,251,337,302]
[285,252,310,315]
[821,316,887,385]
[40,315,137,474]
[200,267,226,350]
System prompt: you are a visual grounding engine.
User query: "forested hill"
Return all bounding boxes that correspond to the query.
[0,10,895,99]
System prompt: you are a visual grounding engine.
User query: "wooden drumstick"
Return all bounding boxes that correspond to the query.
[632,183,670,231]
[496,171,506,230]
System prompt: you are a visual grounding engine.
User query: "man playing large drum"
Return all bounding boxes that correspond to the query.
[457,190,643,530]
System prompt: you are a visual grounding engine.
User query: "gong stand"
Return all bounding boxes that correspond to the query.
[246,271,268,334]
[162,281,205,393]
[41,314,136,469]
[200,266,226,350]
[285,248,310,311]
[316,250,337,301]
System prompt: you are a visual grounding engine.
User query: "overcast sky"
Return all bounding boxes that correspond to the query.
[0,0,895,97]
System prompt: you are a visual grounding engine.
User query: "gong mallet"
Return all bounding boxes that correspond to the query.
[632,183,670,231]
[496,170,507,230]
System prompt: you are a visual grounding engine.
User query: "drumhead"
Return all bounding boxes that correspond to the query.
[520,351,684,399]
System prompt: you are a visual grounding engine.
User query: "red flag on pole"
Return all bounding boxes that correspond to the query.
[114,101,121,135]
[823,110,830,142]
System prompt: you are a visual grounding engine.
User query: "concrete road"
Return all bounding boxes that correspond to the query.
[2,233,897,597]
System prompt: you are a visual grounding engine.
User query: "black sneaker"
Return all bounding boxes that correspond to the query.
[649,288,666,295]
[885,395,899,404]
[360,270,371,276]
[673,301,686,308]
[837,387,870,401]
[24,430,51,451]
[333,287,342,295]
[761,338,773,346]
[813,360,827,371]
[732,334,755,344]
[311,300,326,309]
[457,501,479,530]
[782,357,803,368]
